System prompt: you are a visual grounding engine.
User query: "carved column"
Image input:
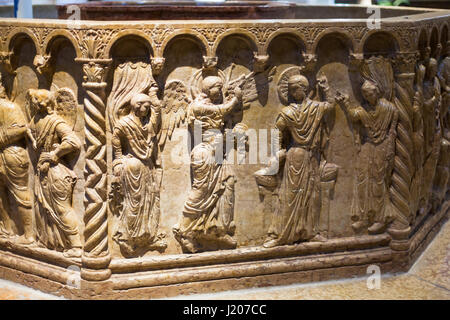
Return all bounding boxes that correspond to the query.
[78,58,112,281]
[388,51,419,270]
[388,51,419,234]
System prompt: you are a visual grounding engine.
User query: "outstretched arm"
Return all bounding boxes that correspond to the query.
[149,84,162,134]
[219,86,243,116]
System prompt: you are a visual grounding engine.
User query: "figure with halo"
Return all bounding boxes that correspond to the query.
[258,67,337,248]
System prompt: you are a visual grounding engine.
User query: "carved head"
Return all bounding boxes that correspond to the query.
[28,89,54,115]
[361,80,380,106]
[151,57,165,76]
[130,93,152,118]
[426,58,438,79]
[288,75,309,102]
[202,56,218,71]
[202,76,223,103]
[253,53,269,73]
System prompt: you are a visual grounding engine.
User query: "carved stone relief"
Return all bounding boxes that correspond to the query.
[26,88,82,257]
[0,4,448,298]
[0,77,33,244]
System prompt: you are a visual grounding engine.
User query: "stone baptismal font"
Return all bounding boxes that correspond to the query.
[0,1,448,299]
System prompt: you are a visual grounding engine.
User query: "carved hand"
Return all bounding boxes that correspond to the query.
[335,90,350,107]
[38,161,50,174]
[39,151,59,166]
[112,158,124,176]
[317,74,330,97]
[26,127,38,150]
[234,86,243,103]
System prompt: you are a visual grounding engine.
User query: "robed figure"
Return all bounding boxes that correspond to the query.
[263,73,334,248]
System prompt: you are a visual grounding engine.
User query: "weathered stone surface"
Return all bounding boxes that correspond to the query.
[0,2,448,299]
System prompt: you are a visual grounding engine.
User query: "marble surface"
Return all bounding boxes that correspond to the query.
[1,219,449,300]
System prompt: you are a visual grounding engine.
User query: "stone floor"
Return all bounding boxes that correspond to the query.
[0,219,449,300]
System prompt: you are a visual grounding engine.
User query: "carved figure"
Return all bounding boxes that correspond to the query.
[111,91,167,256]
[420,57,442,212]
[260,67,336,248]
[172,75,244,253]
[432,42,450,210]
[0,79,33,243]
[26,88,82,257]
[108,61,166,257]
[337,57,398,235]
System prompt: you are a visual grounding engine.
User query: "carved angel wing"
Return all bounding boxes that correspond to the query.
[225,64,276,109]
[158,80,192,149]
[54,88,78,130]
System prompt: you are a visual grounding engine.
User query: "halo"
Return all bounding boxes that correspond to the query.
[189,69,227,101]
[277,66,304,105]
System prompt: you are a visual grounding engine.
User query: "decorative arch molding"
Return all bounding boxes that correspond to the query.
[360,30,402,55]
[5,28,41,55]
[263,29,307,54]
[311,28,356,55]
[212,28,259,56]
[106,29,155,59]
[42,29,83,59]
[160,30,209,57]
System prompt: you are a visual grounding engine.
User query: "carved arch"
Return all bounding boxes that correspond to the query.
[263,29,307,54]
[361,30,401,56]
[430,26,440,58]
[212,29,259,56]
[311,28,356,55]
[417,28,429,50]
[106,29,155,59]
[160,30,208,57]
[42,30,82,58]
[6,28,41,55]
[440,23,448,43]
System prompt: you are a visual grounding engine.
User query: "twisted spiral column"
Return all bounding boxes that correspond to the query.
[390,87,414,229]
[389,54,419,234]
[79,59,112,281]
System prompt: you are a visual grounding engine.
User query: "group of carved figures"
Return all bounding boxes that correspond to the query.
[0,84,82,257]
[0,41,448,258]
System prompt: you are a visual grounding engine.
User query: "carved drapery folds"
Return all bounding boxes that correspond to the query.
[0,13,448,295]
[108,61,167,257]
[27,88,82,256]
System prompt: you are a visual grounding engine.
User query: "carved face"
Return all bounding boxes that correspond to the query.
[131,94,152,118]
[288,75,308,102]
[202,76,223,103]
[361,81,379,106]
[28,89,53,114]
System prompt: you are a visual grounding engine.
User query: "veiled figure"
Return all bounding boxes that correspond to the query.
[27,89,82,257]
[173,76,242,253]
[263,74,334,248]
[111,92,166,256]
[337,57,398,234]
